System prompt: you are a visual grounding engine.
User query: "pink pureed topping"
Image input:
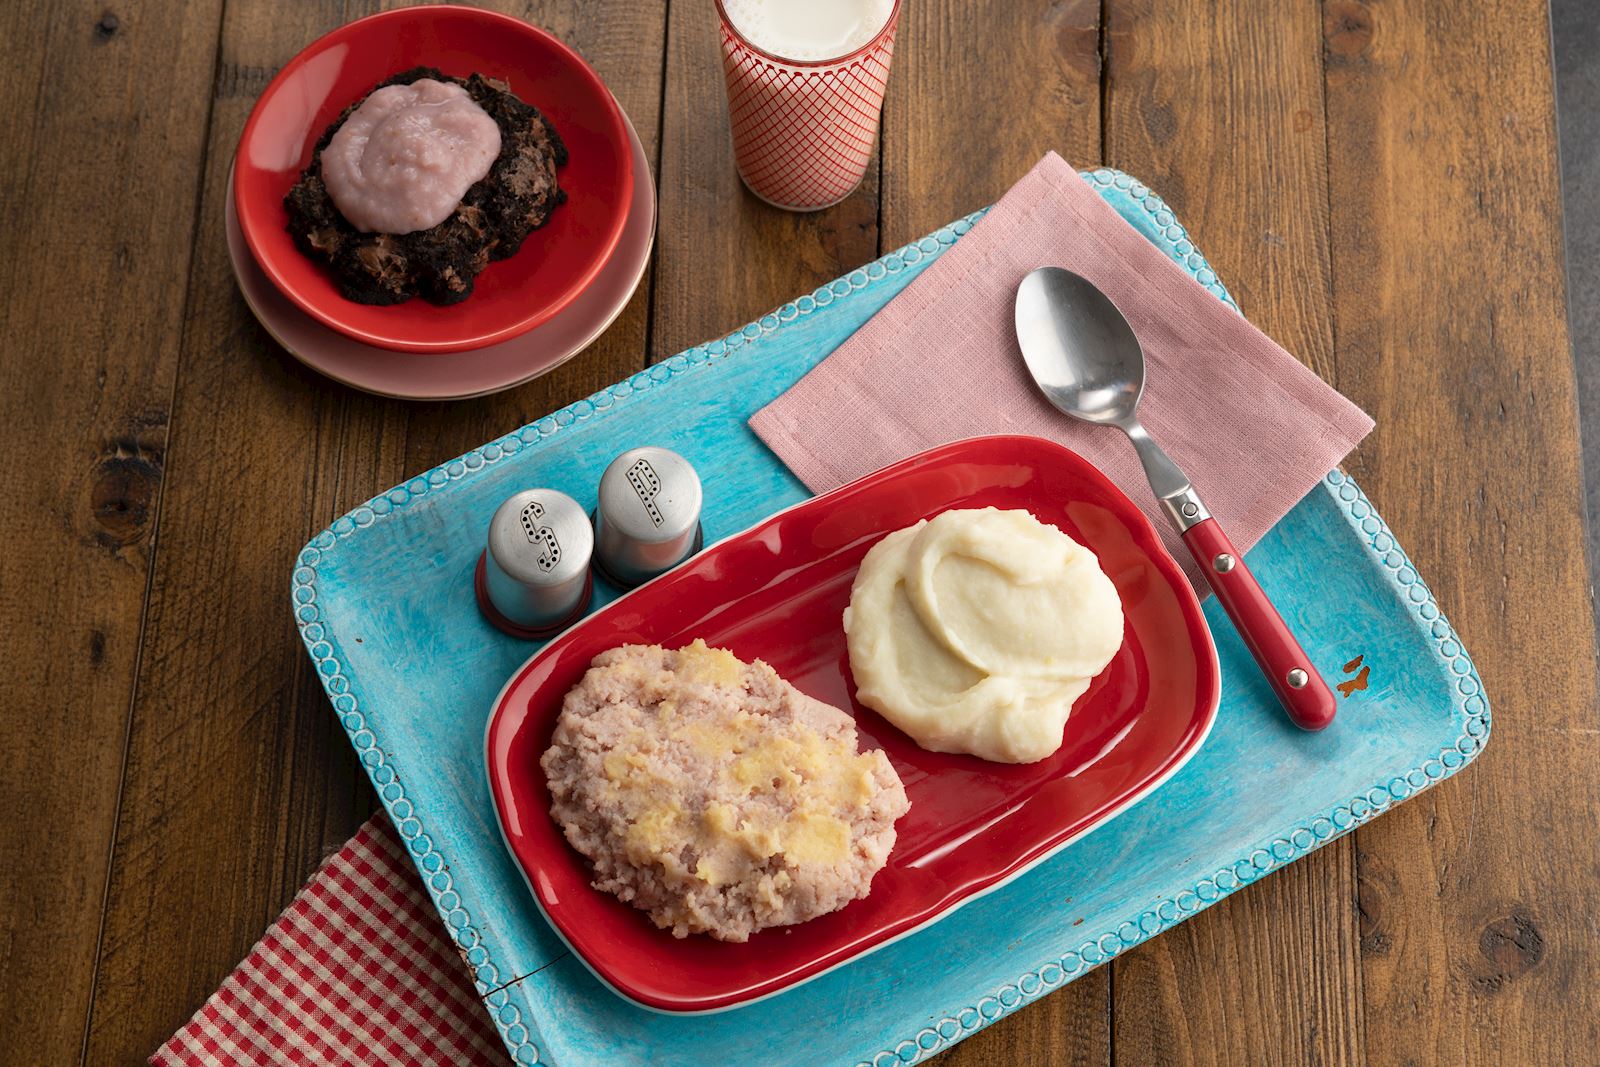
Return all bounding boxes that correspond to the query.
[320,79,502,235]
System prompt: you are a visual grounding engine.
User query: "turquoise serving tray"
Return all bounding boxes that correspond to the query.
[293,169,1488,1067]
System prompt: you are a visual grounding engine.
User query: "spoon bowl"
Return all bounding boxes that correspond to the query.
[1015,267,1146,426]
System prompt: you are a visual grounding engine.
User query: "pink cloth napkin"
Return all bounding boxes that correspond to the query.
[152,817,507,1067]
[749,153,1373,587]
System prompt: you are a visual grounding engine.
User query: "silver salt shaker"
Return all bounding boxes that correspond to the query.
[475,488,593,638]
[593,446,704,588]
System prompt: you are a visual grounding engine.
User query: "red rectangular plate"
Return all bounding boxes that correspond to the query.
[485,435,1221,1012]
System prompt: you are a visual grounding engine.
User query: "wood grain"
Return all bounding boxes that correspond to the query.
[880,0,1103,246]
[75,2,666,1061]
[650,0,880,362]
[1100,2,1363,1064]
[878,2,1107,1063]
[1322,0,1600,1061]
[1113,858,1364,1067]
[0,0,223,1060]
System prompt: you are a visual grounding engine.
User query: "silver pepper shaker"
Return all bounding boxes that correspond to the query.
[475,488,593,638]
[593,446,704,588]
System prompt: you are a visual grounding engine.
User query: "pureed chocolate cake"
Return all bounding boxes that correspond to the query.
[284,66,567,306]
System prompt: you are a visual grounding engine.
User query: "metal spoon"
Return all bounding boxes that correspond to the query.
[1015,266,1336,731]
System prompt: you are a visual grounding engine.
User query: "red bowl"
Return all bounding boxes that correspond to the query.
[486,436,1221,1012]
[233,6,633,354]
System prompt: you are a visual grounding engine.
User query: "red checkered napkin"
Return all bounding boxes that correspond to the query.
[151,817,506,1067]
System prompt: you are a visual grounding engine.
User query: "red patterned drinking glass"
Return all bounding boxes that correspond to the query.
[714,0,901,211]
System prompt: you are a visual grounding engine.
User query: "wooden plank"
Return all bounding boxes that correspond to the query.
[649,0,880,362]
[875,2,1106,1063]
[1112,858,1363,1066]
[1552,0,1600,580]
[1100,1,1364,1063]
[0,0,224,1060]
[78,2,667,1060]
[880,0,1103,243]
[1322,0,1600,1061]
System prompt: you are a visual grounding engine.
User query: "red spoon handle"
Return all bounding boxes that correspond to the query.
[1180,517,1336,731]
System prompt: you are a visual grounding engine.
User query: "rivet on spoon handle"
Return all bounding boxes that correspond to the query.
[1182,516,1337,730]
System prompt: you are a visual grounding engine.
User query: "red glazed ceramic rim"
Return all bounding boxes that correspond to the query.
[485,435,1221,1012]
[222,109,656,399]
[233,5,632,353]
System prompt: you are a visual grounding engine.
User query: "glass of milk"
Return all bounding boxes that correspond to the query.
[714,0,901,211]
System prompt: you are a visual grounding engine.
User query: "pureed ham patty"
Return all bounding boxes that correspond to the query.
[541,640,909,941]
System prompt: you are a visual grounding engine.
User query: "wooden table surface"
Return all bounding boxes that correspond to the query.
[4,1,1597,1063]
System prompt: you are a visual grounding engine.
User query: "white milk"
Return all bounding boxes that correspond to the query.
[721,0,894,62]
